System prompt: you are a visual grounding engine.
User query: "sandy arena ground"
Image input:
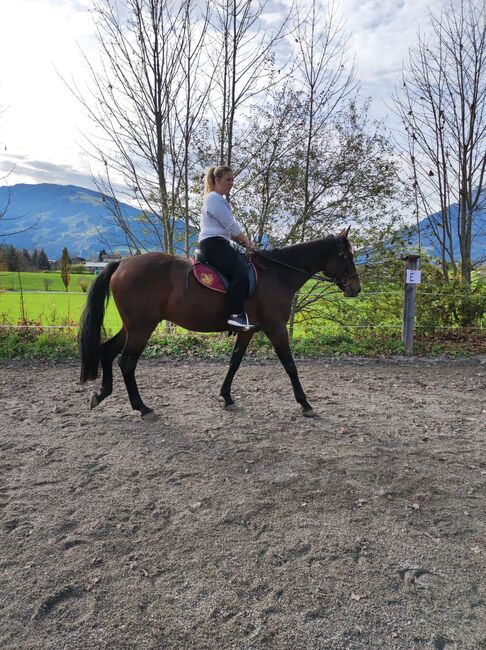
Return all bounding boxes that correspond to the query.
[1,357,485,649]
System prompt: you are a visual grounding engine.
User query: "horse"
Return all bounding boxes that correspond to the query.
[79,227,361,419]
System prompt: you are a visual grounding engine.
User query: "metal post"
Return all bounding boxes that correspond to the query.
[402,255,420,355]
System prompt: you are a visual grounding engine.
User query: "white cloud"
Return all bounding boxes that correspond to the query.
[0,155,95,188]
[0,0,446,187]
[337,0,443,121]
[0,0,98,186]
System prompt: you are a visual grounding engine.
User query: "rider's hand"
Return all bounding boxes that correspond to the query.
[235,233,256,250]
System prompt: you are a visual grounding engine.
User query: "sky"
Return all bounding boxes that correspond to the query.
[0,0,444,191]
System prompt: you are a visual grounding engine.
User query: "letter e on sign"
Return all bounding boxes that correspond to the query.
[406,270,421,284]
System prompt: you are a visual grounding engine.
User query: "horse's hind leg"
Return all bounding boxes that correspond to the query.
[118,325,156,417]
[265,325,315,417]
[91,328,126,409]
[220,330,254,407]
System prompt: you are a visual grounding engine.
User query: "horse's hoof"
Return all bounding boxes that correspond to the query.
[220,395,235,408]
[90,394,100,410]
[141,410,158,422]
[302,407,316,418]
[224,403,237,411]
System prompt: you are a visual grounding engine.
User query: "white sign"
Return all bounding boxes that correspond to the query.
[406,269,422,284]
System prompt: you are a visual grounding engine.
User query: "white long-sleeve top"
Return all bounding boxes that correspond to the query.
[198,191,242,242]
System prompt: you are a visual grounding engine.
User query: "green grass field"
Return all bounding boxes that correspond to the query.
[0,271,400,338]
[0,271,93,293]
[0,271,120,334]
[0,291,123,333]
[1,272,484,359]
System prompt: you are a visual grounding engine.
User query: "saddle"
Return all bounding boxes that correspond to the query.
[191,249,257,295]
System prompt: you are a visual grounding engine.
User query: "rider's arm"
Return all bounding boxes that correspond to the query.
[232,232,255,249]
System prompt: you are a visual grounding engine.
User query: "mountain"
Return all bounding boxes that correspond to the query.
[406,189,486,263]
[0,183,185,259]
[1,182,484,263]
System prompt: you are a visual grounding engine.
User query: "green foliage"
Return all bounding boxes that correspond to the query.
[415,263,486,330]
[0,244,51,272]
[60,247,71,291]
[78,279,93,293]
[0,268,484,361]
[348,255,486,334]
[70,264,91,274]
[0,327,408,361]
[37,249,50,271]
[233,95,408,248]
[0,327,78,360]
[145,330,408,359]
[0,320,483,362]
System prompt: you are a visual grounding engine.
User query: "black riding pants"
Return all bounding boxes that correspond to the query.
[198,237,248,314]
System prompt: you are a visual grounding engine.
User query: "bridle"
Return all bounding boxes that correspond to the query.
[332,250,360,289]
[253,247,359,289]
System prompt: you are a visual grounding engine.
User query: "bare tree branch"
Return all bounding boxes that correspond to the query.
[393,0,486,285]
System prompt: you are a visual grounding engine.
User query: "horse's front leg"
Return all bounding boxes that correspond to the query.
[266,325,315,417]
[220,330,254,407]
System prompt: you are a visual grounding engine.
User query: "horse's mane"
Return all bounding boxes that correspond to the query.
[255,236,340,263]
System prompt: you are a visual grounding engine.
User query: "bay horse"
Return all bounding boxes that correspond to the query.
[79,227,360,418]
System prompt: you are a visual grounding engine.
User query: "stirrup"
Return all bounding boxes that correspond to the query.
[227,313,255,330]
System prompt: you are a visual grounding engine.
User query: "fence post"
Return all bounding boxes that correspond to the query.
[402,255,420,355]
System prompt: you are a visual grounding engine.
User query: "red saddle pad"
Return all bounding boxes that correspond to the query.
[191,261,227,293]
[191,259,257,294]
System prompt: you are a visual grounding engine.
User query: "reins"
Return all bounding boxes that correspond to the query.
[253,250,335,283]
[252,250,358,287]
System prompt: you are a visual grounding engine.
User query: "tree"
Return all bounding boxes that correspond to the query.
[170,0,212,255]
[60,247,71,292]
[225,1,362,248]
[0,245,16,271]
[235,1,404,335]
[288,100,405,335]
[43,277,53,291]
[284,0,356,244]
[229,83,305,246]
[7,245,18,271]
[38,249,50,271]
[21,249,32,270]
[393,0,486,285]
[209,0,291,166]
[74,0,407,275]
[75,0,212,255]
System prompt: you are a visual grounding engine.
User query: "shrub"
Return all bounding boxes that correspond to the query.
[78,279,92,293]
[70,264,91,274]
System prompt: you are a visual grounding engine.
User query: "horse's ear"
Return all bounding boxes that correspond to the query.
[338,225,351,238]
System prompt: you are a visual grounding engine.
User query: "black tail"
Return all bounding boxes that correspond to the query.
[79,261,121,383]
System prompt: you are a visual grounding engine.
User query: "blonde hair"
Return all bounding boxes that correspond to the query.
[204,165,233,194]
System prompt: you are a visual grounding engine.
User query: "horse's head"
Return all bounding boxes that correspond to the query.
[326,226,361,297]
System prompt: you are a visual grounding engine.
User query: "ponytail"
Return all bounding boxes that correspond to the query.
[204,166,216,194]
[204,165,233,194]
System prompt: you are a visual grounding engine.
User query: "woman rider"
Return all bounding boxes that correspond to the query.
[198,165,256,330]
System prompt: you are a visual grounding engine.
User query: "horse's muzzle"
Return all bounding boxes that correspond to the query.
[344,283,361,298]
